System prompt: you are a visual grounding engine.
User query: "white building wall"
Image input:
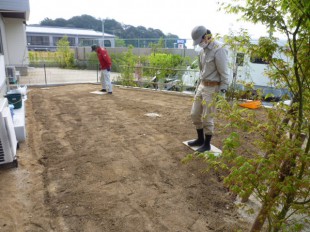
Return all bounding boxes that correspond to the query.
[0,16,8,64]
[0,17,8,96]
[0,55,6,95]
[3,18,29,67]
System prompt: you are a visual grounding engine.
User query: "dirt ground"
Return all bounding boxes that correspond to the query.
[0,84,251,232]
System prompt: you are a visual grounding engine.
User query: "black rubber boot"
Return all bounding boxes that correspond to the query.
[188,129,204,146]
[197,135,212,152]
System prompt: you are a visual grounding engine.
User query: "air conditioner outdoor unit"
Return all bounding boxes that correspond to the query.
[0,98,18,168]
[6,66,17,84]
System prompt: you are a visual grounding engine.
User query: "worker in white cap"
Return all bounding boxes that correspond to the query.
[187,26,229,152]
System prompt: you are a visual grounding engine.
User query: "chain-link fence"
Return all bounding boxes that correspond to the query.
[19,65,117,86]
[20,47,200,91]
[18,63,200,94]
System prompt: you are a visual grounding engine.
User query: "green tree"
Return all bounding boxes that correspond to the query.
[148,53,185,80]
[115,37,126,47]
[183,0,309,231]
[56,36,75,68]
[150,37,165,55]
[40,17,56,26]
[218,0,310,231]
[119,45,137,86]
[165,33,179,48]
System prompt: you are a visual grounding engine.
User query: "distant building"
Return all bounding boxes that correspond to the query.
[26,26,115,51]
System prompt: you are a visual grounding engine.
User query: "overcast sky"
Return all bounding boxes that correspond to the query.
[28,0,272,47]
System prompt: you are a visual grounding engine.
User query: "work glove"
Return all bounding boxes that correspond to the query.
[107,67,111,71]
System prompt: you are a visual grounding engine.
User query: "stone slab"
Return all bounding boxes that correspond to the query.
[183,140,222,156]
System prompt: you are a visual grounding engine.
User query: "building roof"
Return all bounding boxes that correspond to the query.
[26,26,114,38]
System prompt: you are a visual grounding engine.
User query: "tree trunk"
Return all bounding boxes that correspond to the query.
[241,187,253,203]
[273,193,295,232]
[250,158,295,231]
[242,108,297,203]
[250,186,280,231]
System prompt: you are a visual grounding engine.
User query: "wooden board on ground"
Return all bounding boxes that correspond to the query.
[183,140,222,157]
[90,91,107,95]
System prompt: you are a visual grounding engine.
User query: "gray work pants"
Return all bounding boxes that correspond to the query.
[100,69,113,92]
[190,83,219,135]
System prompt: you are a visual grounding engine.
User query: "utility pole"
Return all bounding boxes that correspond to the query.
[102,19,105,47]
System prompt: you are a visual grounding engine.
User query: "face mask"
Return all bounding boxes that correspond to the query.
[199,41,208,48]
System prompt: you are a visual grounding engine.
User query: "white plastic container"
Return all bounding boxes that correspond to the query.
[7,85,27,96]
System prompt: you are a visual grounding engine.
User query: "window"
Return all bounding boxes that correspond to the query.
[79,39,99,46]
[104,40,111,47]
[236,53,244,66]
[79,38,91,46]
[27,36,50,46]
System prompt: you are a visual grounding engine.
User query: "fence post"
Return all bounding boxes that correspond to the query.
[44,63,47,86]
[97,64,99,83]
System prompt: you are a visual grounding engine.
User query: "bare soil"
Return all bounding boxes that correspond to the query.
[0,84,251,232]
